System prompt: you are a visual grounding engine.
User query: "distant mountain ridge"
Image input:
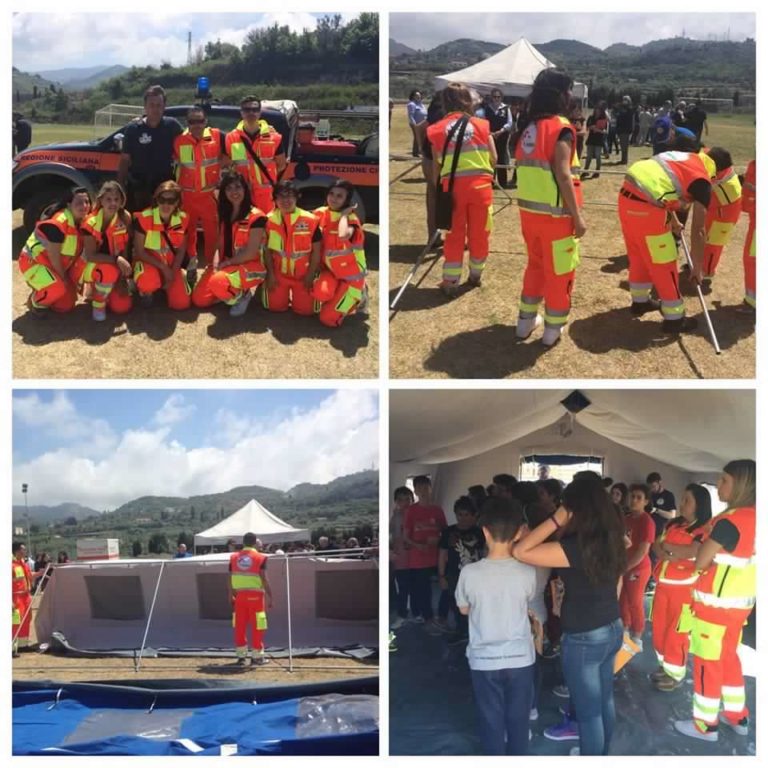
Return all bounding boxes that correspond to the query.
[33,64,129,90]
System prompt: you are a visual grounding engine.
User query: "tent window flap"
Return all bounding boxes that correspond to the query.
[196,573,231,620]
[315,570,378,621]
[84,575,146,620]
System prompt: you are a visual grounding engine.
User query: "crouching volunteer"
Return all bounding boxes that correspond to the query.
[311,179,368,326]
[132,181,192,310]
[426,82,496,297]
[192,171,267,316]
[19,187,91,314]
[79,181,134,321]
[674,460,755,742]
[262,181,322,316]
[618,133,712,334]
[228,532,273,667]
[513,69,586,348]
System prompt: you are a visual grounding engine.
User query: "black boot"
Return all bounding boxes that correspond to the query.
[661,316,698,334]
[630,299,661,316]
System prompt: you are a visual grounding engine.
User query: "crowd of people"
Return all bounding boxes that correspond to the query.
[18,85,368,327]
[390,460,756,755]
[403,72,755,347]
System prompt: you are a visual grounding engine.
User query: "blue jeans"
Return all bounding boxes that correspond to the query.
[470,664,534,755]
[561,618,623,755]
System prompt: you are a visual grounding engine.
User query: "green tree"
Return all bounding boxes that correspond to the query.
[177,531,194,549]
[132,540,143,557]
[148,533,169,554]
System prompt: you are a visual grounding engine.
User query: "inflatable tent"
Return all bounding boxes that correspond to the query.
[433,38,588,102]
[194,499,309,550]
[35,553,377,654]
[391,389,755,516]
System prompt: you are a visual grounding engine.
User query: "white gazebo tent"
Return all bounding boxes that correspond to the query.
[433,37,588,103]
[194,499,309,550]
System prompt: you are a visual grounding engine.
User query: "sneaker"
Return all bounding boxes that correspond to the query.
[529,708,539,721]
[674,719,718,742]
[544,716,579,741]
[630,299,661,316]
[252,654,268,667]
[229,291,253,317]
[719,714,749,736]
[661,316,698,334]
[92,306,107,322]
[553,684,570,699]
[654,674,683,691]
[541,326,562,347]
[390,616,406,630]
[515,314,542,340]
[542,643,560,660]
[389,632,398,653]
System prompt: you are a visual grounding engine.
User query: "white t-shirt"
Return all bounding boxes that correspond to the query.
[455,557,537,671]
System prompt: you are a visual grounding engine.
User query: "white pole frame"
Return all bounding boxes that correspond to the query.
[135,561,166,673]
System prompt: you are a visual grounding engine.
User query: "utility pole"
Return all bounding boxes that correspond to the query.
[187,31,192,65]
[22,483,31,555]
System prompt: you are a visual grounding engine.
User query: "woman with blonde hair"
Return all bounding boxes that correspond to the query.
[674,459,755,742]
[132,180,191,310]
[79,180,133,320]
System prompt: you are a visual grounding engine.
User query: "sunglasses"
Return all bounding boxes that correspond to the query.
[241,107,260,113]
[187,118,206,125]
[157,195,179,205]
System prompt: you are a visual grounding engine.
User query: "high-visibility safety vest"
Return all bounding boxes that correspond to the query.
[314,206,367,282]
[221,206,267,270]
[226,121,281,193]
[134,207,189,264]
[174,128,223,193]
[623,151,710,212]
[229,547,267,591]
[12,558,31,596]
[709,166,742,208]
[427,112,494,181]
[81,209,130,256]
[693,506,755,611]
[22,209,82,269]
[742,160,756,216]
[655,521,708,586]
[515,115,583,217]
[266,207,319,279]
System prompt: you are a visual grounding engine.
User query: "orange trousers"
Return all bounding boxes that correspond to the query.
[744,212,756,307]
[651,582,693,681]
[690,602,752,729]
[181,190,218,265]
[618,193,685,320]
[19,252,82,312]
[619,561,651,636]
[703,199,741,278]
[233,590,267,657]
[12,593,32,646]
[311,271,365,327]
[518,210,579,329]
[262,275,318,315]
[192,263,265,308]
[134,259,192,310]
[442,175,493,284]
[79,262,133,314]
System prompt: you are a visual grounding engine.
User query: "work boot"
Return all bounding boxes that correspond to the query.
[515,315,542,340]
[439,281,459,299]
[630,299,661,316]
[661,316,698,334]
[719,714,749,736]
[654,674,683,691]
[674,719,718,742]
[236,657,248,667]
[541,326,562,347]
[252,655,269,667]
[700,277,712,295]
[229,291,253,317]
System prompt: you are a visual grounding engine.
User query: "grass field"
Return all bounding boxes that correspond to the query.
[28,123,97,146]
[389,107,756,379]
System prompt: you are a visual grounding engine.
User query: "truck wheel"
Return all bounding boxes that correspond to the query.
[23,185,71,233]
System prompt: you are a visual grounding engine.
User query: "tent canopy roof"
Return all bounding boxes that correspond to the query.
[391,390,754,473]
[194,499,309,546]
[434,38,587,100]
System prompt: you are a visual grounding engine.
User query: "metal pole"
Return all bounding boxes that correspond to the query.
[389,229,442,311]
[13,561,52,646]
[22,484,31,556]
[680,233,722,354]
[285,553,293,673]
[136,561,166,673]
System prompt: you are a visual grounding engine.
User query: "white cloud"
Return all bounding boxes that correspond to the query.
[153,394,196,426]
[13,391,379,509]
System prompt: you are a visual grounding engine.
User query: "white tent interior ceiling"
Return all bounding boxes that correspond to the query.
[433,38,588,101]
[391,390,754,516]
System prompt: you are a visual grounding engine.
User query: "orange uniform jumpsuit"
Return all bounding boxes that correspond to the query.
[651,520,707,682]
[702,160,742,279]
[229,547,268,660]
[310,206,367,327]
[689,506,755,733]
[262,207,322,315]
[226,121,282,214]
[12,557,33,651]
[741,160,756,307]
[427,112,494,285]
[79,209,133,315]
[133,207,192,310]
[19,209,84,312]
[515,116,584,330]
[174,127,224,266]
[619,151,711,320]
[192,207,268,308]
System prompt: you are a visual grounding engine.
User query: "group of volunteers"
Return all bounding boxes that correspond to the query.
[421,71,755,348]
[19,85,368,327]
[390,460,755,755]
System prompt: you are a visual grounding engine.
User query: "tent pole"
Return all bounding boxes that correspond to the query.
[136,561,166,673]
[285,554,293,673]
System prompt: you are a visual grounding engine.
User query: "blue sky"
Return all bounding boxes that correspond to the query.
[13,389,378,508]
[13,12,359,72]
[390,12,755,51]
